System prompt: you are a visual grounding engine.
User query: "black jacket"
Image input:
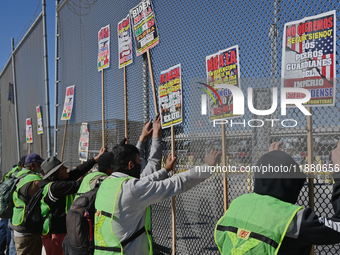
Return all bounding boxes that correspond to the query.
[254,150,340,255]
[38,158,96,234]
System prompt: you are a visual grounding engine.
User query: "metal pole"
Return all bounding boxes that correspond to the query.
[42,0,51,157]
[307,107,314,255]
[124,66,128,142]
[171,125,176,254]
[11,38,21,161]
[54,0,60,156]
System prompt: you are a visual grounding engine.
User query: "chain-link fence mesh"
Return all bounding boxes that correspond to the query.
[59,0,340,254]
[0,9,51,178]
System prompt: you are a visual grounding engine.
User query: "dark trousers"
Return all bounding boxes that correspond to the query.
[0,219,10,255]
[62,235,92,255]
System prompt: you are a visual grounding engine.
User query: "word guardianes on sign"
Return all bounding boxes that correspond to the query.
[282,10,336,107]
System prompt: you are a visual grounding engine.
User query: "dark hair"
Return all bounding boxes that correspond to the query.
[47,169,60,181]
[112,144,140,171]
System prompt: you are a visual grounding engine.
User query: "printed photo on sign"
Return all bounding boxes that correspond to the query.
[98,24,110,71]
[26,118,33,143]
[118,14,133,68]
[61,85,75,120]
[79,123,89,161]
[282,10,336,107]
[158,64,183,128]
[129,0,159,56]
[204,45,241,121]
[36,105,43,135]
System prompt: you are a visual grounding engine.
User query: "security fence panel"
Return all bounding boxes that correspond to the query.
[0,61,17,177]
[15,16,48,160]
[56,0,340,254]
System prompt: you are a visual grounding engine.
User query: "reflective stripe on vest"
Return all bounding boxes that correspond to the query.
[94,177,153,255]
[214,193,302,255]
[41,182,75,235]
[4,166,21,181]
[75,172,107,201]
[12,174,42,226]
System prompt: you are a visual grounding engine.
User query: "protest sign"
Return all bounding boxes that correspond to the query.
[26,118,33,143]
[98,24,110,71]
[205,45,240,121]
[61,85,75,120]
[79,123,89,161]
[36,105,43,134]
[118,15,133,68]
[159,64,182,128]
[130,0,159,56]
[282,11,336,106]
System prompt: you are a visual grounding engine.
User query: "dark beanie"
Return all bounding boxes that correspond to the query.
[97,152,113,172]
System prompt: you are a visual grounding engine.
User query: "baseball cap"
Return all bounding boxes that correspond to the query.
[25,153,45,165]
[97,152,113,172]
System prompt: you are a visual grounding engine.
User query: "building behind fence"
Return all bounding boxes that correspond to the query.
[1,0,340,254]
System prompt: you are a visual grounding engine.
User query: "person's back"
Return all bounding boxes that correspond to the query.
[94,143,221,255]
[11,154,45,255]
[215,142,340,255]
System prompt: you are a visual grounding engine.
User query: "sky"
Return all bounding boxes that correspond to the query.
[0,0,55,125]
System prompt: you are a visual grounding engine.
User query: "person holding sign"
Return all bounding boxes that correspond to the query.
[94,142,220,254]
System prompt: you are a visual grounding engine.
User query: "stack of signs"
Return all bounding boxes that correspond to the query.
[79,123,89,161]
[130,0,159,56]
[158,64,182,128]
[36,106,43,134]
[61,85,75,120]
[282,11,336,106]
[205,45,240,121]
[26,118,33,143]
[118,15,133,68]
[98,25,110,71]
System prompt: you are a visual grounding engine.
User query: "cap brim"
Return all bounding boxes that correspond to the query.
[42,161,67,180]
[36,158,45,163]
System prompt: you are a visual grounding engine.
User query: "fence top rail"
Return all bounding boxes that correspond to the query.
[0,12,42,78]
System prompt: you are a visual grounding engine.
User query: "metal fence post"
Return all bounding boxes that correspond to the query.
[11,38,21,161]
[42,0,51,157]
[54,0,60,156]
[142,53,149,122]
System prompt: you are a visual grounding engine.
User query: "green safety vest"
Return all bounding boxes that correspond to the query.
[12,173,42,226]
[41,182,75,235]
[4,166,21,181]
[75,172,107,201]
[94,177,153,255]
[214,193,302,255]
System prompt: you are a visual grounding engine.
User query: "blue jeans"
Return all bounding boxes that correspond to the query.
[0,218,10,255]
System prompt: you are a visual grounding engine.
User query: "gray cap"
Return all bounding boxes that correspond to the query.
[41,156,66,180]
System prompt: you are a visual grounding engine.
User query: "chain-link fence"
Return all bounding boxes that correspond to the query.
[0,5,51,179]
[20,0,340,254]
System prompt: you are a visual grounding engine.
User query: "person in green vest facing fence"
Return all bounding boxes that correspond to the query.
[94,142,221,255]
[11,153,45,255]
[215,141,340,255]
[2,156,26,182]
[39,148,105,255]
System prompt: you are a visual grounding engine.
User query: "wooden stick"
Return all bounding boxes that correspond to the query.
[171,125,176,255]
[124,66,128,142]
[61,120,68,161]
[307,107,314,255]
[101,70,105,147]
[222,123,228,212]
[146,49,159,115]
[40,134,43,157]
[28,143,31,155]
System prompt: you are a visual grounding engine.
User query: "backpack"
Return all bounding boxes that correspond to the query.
[66,187,99,254]
[23,188,45,235]
[0,173,28,218]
